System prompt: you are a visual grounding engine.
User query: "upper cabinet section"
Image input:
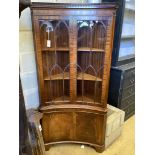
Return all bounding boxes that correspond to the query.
[31,3,117,106]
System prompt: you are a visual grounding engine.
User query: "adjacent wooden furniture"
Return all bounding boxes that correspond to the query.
[31,3,117,152]
[104,0,135,66]
[108,62,135,120]
[19,76,33,155]
[108,0,135,120]
[27,110,46,155]
[102,0,125,66]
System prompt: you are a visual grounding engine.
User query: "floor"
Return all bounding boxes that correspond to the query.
[46,115,135,155]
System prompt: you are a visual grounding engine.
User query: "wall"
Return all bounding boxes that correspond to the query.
[20,7,39,109]
[19,0,86,109]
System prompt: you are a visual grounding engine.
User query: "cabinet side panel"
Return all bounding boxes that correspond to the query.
[108,68,122,107]
[101,14,116,107]
[31,15,46,105]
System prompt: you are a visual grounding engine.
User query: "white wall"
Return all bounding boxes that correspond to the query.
[19,0,86,109]
[20,7,39,109]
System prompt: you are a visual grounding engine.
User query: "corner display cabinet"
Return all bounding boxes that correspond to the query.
[31,2,117,153]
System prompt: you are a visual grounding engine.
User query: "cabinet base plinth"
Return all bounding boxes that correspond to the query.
[45,145,50,151]
[94,145,105,153]
[44,141,105,153]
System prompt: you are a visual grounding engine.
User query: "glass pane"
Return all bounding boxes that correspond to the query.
[76,20,107,104]
[39,20,70,104]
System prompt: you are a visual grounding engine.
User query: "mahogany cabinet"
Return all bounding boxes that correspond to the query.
[31,3,117,152]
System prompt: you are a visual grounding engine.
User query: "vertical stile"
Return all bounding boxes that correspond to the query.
[33,17,46,105]
[105,14,116,101]
[101,23,111,107]
[101,15,116,107]
[69,19,77,103]
[81,67,84,102]
[92,22,97,104]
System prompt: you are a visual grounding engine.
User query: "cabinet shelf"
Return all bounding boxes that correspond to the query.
[44,72,102,81]
[119,47,135,57]
[78,47,104,52]
[45,96,70,104]
[125,3,135,11]
[44,72,69,80]
[121,23,135,39]
[42,47,104,52]
[42,47,69,52]
[45,96,100,104]
[77,73,102,81]
[121,34,135,39]
[76,96,98,104]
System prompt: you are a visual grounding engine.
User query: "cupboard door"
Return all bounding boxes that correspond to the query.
[76,112,106,145]
[33,18,71,105]
[76,17,115,107]
[42,113,74,143]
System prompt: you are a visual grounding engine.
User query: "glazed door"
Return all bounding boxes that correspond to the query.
[33,17,72,105]
[33,15,115,107]
[74,16,115,107]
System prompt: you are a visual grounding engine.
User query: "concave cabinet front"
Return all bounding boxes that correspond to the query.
[31,3,116,153]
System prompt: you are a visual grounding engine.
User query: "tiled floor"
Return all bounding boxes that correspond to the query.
[46,115,135,155]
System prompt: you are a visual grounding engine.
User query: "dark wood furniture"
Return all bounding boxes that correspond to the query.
[27,110,46,155]
[31,3,117,152]
[20,76,33,155]
[108,62,135,120]
[103,0,135,66]
[20,4,46,155]
[20,76,46,155]
[107,0,135,120]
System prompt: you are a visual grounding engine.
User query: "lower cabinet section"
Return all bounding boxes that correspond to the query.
[40,107,107,152]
